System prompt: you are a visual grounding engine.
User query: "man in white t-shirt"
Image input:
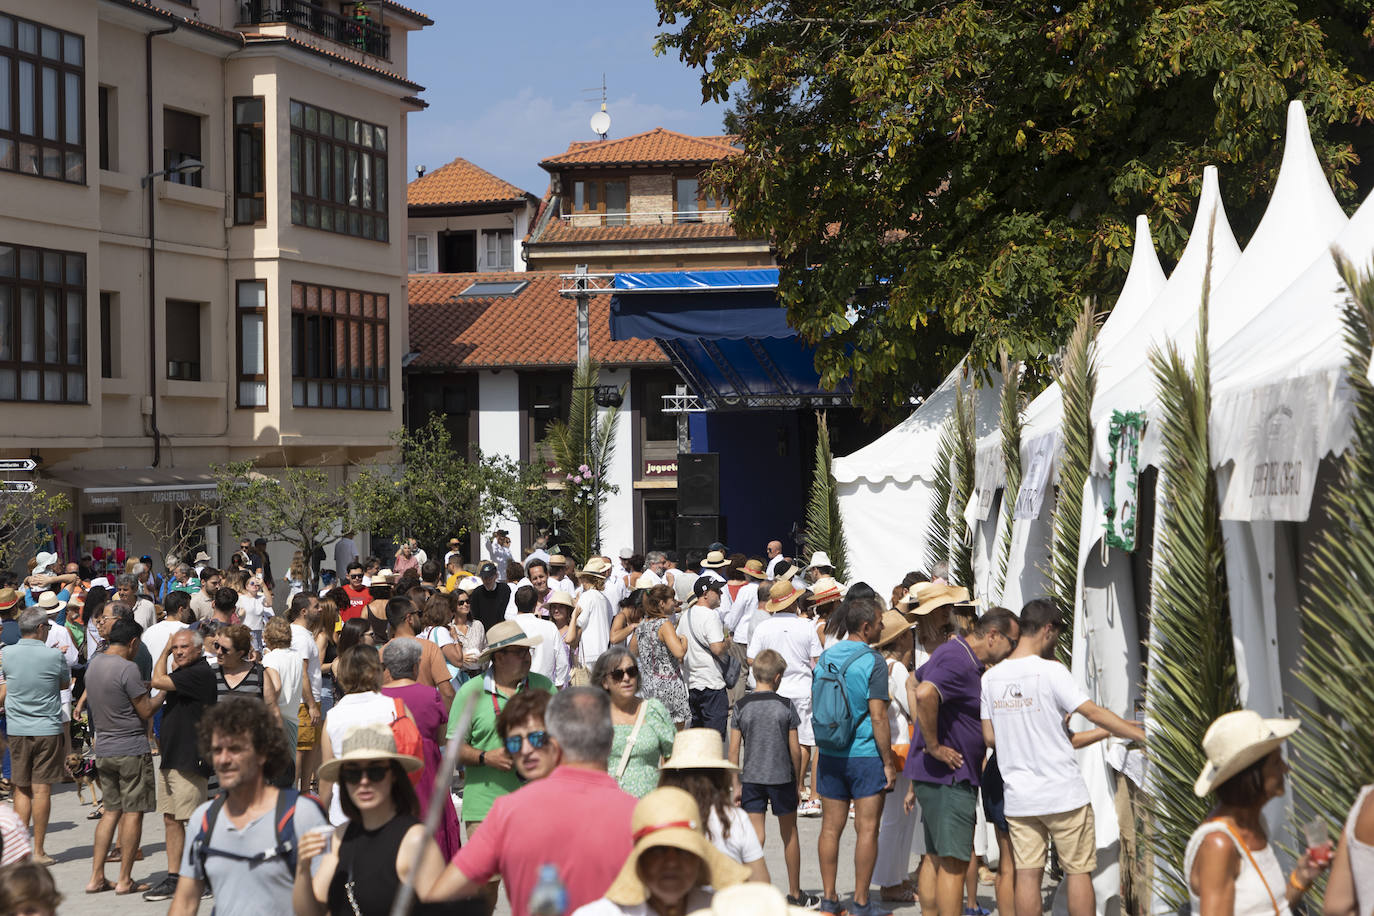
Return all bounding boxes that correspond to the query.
[143,592,194,698]
[746,579,822,803]
[511,585,566,686]
[676,578,728,737]
[980,598,1146,916]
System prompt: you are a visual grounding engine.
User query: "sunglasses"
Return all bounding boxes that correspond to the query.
[213,645,233,654]
[339,763,392,785]
[455,599,470,605]
[503,731,551,755]
[348,573,364,580]
[609,665,640,681]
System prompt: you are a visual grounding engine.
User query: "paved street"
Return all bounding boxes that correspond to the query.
[32,779,1003,915]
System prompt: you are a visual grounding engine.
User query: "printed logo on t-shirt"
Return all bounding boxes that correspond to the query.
[990,677,1038,712]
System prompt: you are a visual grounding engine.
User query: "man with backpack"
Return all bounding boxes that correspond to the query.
[810,585,895,916]
[167,697,328,915]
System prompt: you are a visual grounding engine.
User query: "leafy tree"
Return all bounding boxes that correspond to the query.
[132,501,216,569]
[349,417,560,561]
[0,487,72,574]
[656,0,1374,415]
[544,360,622,562]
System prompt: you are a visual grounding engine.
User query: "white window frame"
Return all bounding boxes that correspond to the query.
[483,229,513,271]
[408,234,430,272]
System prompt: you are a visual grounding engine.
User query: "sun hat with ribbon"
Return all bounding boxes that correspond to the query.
[317,722,422,783]
[900,582,970,618]
[544,590,575,609]
[35,591,66,616]
[740,559,768,580]
[370,568,396,586]
[577,556,613,579]
[875,609,917,649]
[809,576,844,606]
[763,579,804,614]
[603,786,751,906]
[475,619,544,664]
[0,589,18,613]
[1194,709,1299,797]
[660,728,739,772]
[699,550,730,569]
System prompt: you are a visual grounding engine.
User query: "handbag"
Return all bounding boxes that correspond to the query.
[684,606,740,689]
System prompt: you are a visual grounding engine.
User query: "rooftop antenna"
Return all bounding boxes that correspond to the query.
[584,74,611,140]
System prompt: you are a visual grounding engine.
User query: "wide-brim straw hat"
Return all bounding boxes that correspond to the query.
[806,550,833,570]
[875,609,916,648]
[578,557,612,579]
[371,569,396,586]
[634,573,659,589]
[901,583,970,617]
[660,728,738,771]
[763,579,804,613]
[475,619,543,663]
[741,559,768,580]
[1194,709,1299,797]
[547,554,568,568]
[35,591,66,616]
[0,589,16,612]
[317,723,423,782]
[700,550,730,569]
[809,576,844,605]
[604,786,751,906]
[545,590,575,608]
[688,884,813,916]
[193,551,212,564]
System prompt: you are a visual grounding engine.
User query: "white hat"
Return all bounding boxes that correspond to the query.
[618,547,634,560]
[634,573,658,589]
[1194,709,1299,797]
[35,591,67,616]
[89,576,112,590]
[660,728,738,772]
[545,590,575,608]
[688,884,812,916]
[193,550,212,564]
[806,550,834,570]
[32,551,57,575]
[700,550,729,569]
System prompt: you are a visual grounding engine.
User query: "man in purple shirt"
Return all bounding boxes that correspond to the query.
[904,606,1019,916]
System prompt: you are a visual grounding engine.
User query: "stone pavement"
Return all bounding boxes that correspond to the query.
[34,777,1002,915]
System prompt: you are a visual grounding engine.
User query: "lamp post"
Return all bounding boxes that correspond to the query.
[141,157,204,467]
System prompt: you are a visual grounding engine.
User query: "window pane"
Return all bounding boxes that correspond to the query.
[318,140,329,201]
[20,369,37,400]
[19,289,35,361]
[43,289,59,361]
[360,152,371,209]
[41,67,57,140]
[66,290,81,363]
[290,134,301,193]
[0,65,9,131]
[0,370,14,400]
[304,137,316,197]
[333,147,345,203]
[42,250,59,283]
[40,27,59,59]
[374,125,386,151]
[236,97,263,124]
[43,369,60,400]
[18,61,34,135]
[0,288,10,360]
[0,246,12,276]
[376,157,386,211]
[238,280,265,310]
[347,149,359,206]
[66,370,83,402]
[64,149,81,183]
[65,253,83,287]
[290,100,303,127]
[17,21,36,53]
[240,313,264,373]
[63,33,82,66]
[304,105,317,132]
[65,72,79,143]
[0,17,12,48]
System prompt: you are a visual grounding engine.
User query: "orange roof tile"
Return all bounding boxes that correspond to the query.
[407,271,668,370]
[540,128,740,169]
[242,33,422,90]
[533,220,747,245]
[408,157,533,208]
[379,1,433,25]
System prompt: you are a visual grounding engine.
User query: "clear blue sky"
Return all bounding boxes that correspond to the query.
[405,1,727,196]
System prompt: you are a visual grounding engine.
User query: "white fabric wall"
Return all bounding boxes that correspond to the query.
[837,476,934,595]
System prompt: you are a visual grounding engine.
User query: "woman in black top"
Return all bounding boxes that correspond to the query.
[294,723,476,916]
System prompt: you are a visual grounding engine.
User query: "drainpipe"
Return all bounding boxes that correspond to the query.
[146,24,177,467]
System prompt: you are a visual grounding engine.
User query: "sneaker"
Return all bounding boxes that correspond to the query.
[818,898,844,915]
[799,799,822,817]
[142,876,179,902]
[788,892,821,908]
[850,902,892,916]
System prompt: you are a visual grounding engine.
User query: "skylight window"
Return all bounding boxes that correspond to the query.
[458,280,529,297]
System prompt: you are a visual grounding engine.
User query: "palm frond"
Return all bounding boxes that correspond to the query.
[995,352,1024,600]
[804,411,851,582]
[543,359,620,559]
[1143,225,1237,909]
[1049,299,1097,656]
[1290,254,1374,910]
[925,413,957,575]
[951,377,977,592]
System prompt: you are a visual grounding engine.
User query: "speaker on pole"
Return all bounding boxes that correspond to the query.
[677,452,719,516]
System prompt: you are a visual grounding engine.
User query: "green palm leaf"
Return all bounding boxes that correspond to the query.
[1049,300,1097,657]
[996,351,1024,600]
[951,378,977,592]
[926,412,957,575]
[804,410,850,582]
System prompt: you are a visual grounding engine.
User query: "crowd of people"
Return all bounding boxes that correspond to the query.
[0,535,1364,916]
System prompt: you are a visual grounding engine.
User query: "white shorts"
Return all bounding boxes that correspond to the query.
[786,692,815,746]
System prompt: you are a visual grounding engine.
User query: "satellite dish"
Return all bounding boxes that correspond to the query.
[590,107,611,139]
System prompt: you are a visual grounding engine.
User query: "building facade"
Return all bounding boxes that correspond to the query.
[406,156,538,273]
[2,0,429,568]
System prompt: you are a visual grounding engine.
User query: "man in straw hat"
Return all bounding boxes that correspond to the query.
[447,619,556,835]
[980,599,1144,916]
[698,549,730,583]
[570,557,615,671]
[427,687,637,916]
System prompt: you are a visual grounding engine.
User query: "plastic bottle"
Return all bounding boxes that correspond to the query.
[527,863,568,916]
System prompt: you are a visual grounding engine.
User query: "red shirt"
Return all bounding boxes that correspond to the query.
[451,765,635,916]
[340,585,371,620]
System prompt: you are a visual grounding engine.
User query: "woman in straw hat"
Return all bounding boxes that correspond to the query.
[870,610,925,904]
[570,786,751,916]
[658,729,769,884]
[1183,710,1328,915]
[294,722,465,916]
[631,586,690,727]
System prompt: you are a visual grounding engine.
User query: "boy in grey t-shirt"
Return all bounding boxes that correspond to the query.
[729,649,812,906]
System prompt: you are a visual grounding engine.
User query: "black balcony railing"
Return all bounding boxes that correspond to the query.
[240,0,390,59]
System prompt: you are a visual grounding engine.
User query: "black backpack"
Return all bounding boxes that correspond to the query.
[190,787,325,894]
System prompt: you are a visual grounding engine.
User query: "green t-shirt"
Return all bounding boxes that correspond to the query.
[448,671,556,822]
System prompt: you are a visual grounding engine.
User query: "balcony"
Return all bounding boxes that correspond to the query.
[561,208,732,228]
[239,0,390,59]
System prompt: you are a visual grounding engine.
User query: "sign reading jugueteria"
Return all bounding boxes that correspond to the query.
[1106,411,1145,551]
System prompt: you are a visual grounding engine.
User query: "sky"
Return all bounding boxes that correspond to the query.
[404,1,728,196]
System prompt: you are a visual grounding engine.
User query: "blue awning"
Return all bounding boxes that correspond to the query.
[610,269,850,409]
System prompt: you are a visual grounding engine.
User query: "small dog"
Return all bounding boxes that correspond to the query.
[65,753,100,807]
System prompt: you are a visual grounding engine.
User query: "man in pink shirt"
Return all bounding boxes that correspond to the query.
[423,687,636,916]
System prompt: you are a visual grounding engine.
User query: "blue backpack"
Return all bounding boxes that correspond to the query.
[811,645,879,753]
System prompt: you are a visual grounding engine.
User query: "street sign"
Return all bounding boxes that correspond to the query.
[0,459,36,472]
[0,481,35,493]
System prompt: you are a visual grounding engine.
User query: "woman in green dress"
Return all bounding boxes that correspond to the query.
[594,646,676,797]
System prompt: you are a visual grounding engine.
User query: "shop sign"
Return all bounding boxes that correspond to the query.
[643,459,677,478]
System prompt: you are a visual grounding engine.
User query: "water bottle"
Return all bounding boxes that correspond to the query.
[528,863,568,916]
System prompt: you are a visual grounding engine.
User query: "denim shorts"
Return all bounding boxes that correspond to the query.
[817,754,886,801]
[741,781,800,815]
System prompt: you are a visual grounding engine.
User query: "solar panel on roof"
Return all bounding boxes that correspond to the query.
[459,280,528,297]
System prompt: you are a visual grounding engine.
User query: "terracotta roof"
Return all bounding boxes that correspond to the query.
[533,219,748,245]
[407,271,668,370]
[540,128,740,169]
[378,1,433,26]
[408,158,533,208]
[106,0,245,44]
[242,34,423,91]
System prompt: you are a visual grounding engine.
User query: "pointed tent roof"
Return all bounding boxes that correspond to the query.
[539,128,740,169]
[407,157,534,208]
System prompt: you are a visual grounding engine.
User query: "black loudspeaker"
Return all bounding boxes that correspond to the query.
[677,515,720,549]
[677,452,719,516]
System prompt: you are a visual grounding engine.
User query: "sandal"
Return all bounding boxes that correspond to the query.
[87,803,105,820]
[85,879,114,894]
[788,892,821,908]
[880,887,917,903]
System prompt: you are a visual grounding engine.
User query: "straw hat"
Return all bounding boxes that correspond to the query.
[773,563,800,582]
[900,583,970,617]
[547,554,568,568]
[603,787,751,906]
[578,557,613,579]
[371,569,396,586]
[763,579,804,614]
[688,884,812,916]
[34,591,66,616]
[660,728,738,771]
[0,589,18,612]
[634,573,659,589]
[740,558,768,580]
[809,576,844,605]
[193,550,211,564]
[317,723,422,782]
[1193,709,1299,797]
[806,550,834,570]
[875,609,916,648]
[545,590,575,608]
[475,619,544,663]
[700,550,729,569]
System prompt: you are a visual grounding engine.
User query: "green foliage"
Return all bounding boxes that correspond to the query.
[1291,254,1374,908]
[543,360,621,562]
[804,411,850,582]
[213,460,349,591]
[0,487,72,573]
[348,416,559,561]
[655,0,1374,416]
[1143,230,1237,909]
[925,412,957,575]
[951,379,976,591]
[995,353,1023,600]
[1049,302,1097,658]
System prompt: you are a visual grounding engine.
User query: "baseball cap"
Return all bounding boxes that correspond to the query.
[693,578,723,598]
[479,561,498,577]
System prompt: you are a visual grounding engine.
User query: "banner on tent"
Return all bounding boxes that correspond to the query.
[972,446,1002,521]
[1219,377,1322,521]
[1106,411,1145,551]
[1014,434,1055,520]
